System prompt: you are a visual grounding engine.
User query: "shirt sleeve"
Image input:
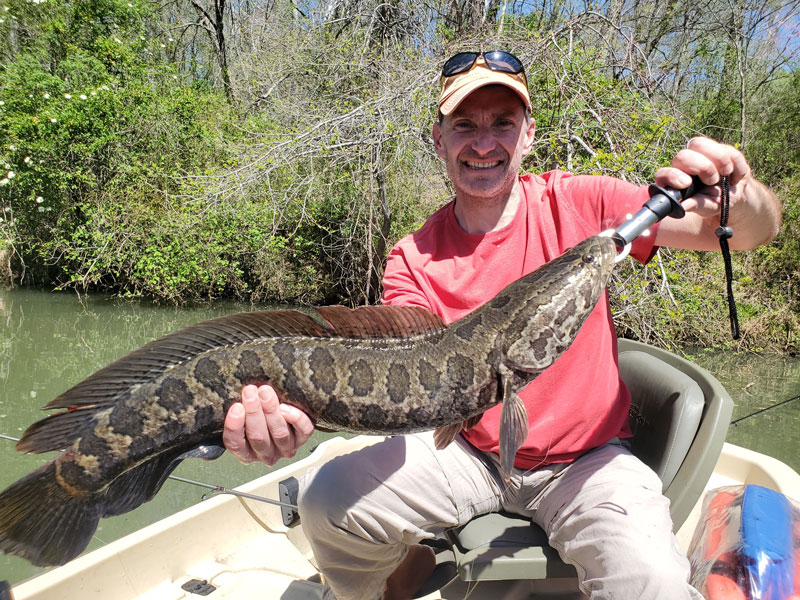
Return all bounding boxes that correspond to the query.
[380,242,433,310]
[562,174,658,264]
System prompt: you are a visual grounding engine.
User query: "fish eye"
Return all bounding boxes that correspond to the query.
[582,254,596,264]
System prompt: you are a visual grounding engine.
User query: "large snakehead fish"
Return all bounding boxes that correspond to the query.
[0,235,616,567]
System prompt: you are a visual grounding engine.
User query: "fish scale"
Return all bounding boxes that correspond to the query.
[0,235,617,567]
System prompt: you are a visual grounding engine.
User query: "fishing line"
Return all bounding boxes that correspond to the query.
[730,393,800,426]
[0,434,298,509]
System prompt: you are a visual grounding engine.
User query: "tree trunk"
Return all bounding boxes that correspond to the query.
[367,158,392,304]
[190,0,234,101]
[214,0,234,101]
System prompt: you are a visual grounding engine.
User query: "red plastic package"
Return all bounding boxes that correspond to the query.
[688,485,800,600]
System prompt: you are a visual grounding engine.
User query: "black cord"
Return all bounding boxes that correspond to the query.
[715,175,740,339]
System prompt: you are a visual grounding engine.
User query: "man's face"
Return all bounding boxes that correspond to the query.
[433,85,536,202]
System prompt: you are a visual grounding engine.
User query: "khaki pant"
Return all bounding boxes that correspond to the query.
[297,432,703,600]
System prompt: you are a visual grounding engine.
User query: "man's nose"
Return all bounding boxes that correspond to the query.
[471,128,496,155]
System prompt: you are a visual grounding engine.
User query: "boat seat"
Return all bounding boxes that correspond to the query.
[444,338,733,583]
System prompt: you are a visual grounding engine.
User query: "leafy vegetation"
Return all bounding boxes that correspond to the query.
[0,0,798,353]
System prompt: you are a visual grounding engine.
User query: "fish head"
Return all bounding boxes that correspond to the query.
[499,235,618,373]
[574,234,617,296]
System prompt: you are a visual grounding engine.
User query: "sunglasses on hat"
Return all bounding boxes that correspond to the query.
[440,51,527,88]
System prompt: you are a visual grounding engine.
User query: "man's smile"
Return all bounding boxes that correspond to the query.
[464,159,503,170]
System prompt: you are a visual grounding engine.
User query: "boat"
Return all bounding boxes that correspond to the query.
[6,339,800,600]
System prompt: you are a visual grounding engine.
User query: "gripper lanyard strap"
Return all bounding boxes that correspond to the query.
[715,175,740,339]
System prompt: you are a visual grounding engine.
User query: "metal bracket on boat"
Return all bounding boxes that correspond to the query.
[181,579,216,596]
[279,476,301,527]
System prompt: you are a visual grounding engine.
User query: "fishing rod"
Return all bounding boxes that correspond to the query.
[731,393,800,426]
[0,433,297,510]
[167,475,297,509]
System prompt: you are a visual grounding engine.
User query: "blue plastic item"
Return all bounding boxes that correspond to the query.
[740,485,794,599]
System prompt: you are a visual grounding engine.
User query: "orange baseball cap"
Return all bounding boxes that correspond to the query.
[438,55,531,117]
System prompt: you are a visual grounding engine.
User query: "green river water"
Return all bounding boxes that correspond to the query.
[1,287,798,585]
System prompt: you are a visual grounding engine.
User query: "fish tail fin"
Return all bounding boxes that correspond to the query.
[0,462,102,567]
[0,446,206,566]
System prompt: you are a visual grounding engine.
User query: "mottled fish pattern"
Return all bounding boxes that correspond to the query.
[0,235,617,566]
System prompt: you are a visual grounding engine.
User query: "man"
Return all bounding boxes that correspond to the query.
[223,51,782,599]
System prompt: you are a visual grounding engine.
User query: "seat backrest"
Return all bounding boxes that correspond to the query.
[619,349,704,489]
[617,339,733,529]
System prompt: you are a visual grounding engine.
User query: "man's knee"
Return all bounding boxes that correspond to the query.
[582,553,693,599]
[297,441,402,533]
[298,457,360,533]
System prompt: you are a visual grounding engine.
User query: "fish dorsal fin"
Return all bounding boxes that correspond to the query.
[41,306,445,412]
[315,305,445,339]
[41,310,329,411]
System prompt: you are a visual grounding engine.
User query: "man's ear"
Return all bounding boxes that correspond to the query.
[521,117,536,157]
[432,120,446,159]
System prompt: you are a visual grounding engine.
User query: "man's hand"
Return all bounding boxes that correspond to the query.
[223,384,315,465]
[653,137,781,251]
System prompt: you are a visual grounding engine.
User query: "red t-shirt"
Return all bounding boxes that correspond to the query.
[381,171,658,468]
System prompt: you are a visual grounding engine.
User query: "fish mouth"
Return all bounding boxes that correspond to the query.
[599,236,618,274]
[593,236,618,287]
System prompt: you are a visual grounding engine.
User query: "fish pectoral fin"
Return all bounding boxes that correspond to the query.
[102,448,191,517]
[178,444,226,461]
[499,392,529,483]
[433,414,484,450]
[463,414,483,431]
[433,423,462,450]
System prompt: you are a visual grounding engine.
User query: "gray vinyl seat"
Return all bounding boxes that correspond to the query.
[445,338,734,583]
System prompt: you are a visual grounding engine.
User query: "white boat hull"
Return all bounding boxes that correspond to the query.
[10,436,800,600]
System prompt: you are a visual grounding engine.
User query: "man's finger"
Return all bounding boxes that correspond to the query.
[670,149,720,186]
[280,403,315,448]
[222,402,255,464]
[242,384,275,463]
[260,386,296,458]
[653,166,697,190]
[683,137,751,185]
[727,150,751,186]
